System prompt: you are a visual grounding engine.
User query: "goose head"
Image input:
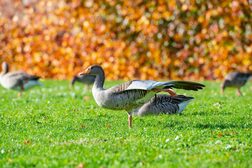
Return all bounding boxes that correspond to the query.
[79,65,104,77]
[79,65,105,89]
[221,80,230,91]
[1,62,9,75]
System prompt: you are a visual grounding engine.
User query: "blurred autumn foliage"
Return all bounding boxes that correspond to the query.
[0,0,251,80]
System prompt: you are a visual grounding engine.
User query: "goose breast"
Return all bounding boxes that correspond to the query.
[92,88,154,111]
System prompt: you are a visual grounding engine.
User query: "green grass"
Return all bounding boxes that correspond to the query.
[0,80,252,168]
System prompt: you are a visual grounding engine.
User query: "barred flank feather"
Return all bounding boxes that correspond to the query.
[133,95,194,116]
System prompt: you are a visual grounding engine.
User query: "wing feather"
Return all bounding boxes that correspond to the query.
[123,80,205,92]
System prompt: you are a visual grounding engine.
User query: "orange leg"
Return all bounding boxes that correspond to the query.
[128,114,132,128]
[153,88,177,96]
[164,89,177,96]
[237,88,242,96]
[69,83,74,90]
[221,88,224,95]
[18,84,24,97]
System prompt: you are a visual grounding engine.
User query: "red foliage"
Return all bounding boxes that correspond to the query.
[0,0,251,80]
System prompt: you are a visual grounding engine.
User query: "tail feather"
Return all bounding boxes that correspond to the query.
[178,100,193,113]
[174,95,194,113]
[29,75,40,80]
[170,95,194,104]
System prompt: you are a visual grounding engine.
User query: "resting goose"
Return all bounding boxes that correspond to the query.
[221,72,251,96]
[70,74,95,89]
[132,94,194,116]
[79,65,205,128]
[0,62,42,96]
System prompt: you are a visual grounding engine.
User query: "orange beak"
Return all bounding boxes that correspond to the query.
[78,68,91,76]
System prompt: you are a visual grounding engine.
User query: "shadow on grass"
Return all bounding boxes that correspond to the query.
[164,121,252,130]
[189,111,232,116]
[193,123,252,129]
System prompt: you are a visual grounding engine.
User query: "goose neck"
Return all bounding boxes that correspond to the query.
[2,64,9,74]
[93,72,105,90]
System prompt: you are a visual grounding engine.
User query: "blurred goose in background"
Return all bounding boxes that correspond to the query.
[70,74,95,90]
[0,62,42,96]
[221,72,252,96]
[78,65,205,128]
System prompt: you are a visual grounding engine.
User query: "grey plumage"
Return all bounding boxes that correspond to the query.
[82,66,203,112]
[71,74,95,86]
[121,80,205,92]
[79,65,204,127]
[132,94,194,116]
[0,62,42,93]
[221,72,251,96]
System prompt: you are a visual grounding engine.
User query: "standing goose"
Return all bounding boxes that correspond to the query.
[78,65,205,127]
[0,62,42,96]
[70,74,95,89]
[221,72,251,96]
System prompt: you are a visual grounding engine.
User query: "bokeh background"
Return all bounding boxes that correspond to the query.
[0,0,251,80]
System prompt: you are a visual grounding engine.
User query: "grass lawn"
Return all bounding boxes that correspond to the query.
[0,80,252,168]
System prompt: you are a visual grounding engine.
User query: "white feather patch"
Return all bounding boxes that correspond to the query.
[125,80,171,91]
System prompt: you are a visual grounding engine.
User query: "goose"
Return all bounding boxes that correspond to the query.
[221,72,251,96]
[0,62,42,96]
[70,74,95,89]
[129,94,194,127]
[132,94,194,116]
[78,65,205,127]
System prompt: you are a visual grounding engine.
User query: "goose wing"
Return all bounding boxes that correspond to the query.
[6,71,40,81]
[0,71,41,89]
[107,81,134,93]
[123,80,205,92]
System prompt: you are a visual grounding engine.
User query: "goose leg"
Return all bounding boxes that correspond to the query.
[237,88,242,96]
[165,89,177,96]
[128,113,132,128]
[221,88,224,95]
[153,88,176,96]
[18,84,24,97]
[69,83,73,90]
